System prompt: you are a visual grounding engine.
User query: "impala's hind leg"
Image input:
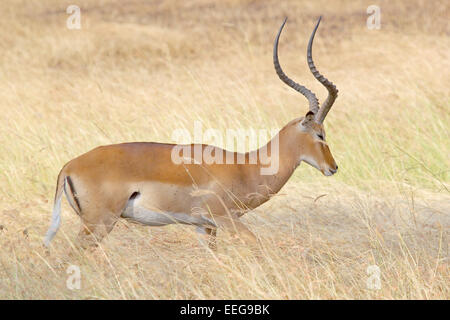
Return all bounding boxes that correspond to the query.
[77,210,120,248]
[74,195,130,249]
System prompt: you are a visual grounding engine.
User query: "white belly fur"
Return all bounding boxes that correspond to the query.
[121,191,216,227]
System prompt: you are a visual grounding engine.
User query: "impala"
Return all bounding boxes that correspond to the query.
[44,16,339,249]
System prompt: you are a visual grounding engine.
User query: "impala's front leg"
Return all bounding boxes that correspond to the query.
[196,226,217,250]
[214,216,257,245]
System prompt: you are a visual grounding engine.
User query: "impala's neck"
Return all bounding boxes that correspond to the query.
[248,121,306,196]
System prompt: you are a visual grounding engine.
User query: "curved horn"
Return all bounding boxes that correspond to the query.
[307,16,338,124]
[274,17,319,115]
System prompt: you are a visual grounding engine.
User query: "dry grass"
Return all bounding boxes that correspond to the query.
[0,0,448,299]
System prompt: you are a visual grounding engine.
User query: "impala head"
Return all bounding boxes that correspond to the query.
[274,16,339,176]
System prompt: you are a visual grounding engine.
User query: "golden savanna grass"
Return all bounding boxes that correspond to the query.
[0,0,448,299]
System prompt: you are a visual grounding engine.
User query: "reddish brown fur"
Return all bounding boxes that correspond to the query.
[52,114,337,248]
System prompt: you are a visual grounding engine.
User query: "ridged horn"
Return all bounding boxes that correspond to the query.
[274,17,320,115]
[307,16,338,124]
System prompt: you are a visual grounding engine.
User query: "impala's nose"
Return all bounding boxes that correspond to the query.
[326,165,338,176]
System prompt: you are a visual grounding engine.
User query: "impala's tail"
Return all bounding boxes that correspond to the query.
[43,170,66,247]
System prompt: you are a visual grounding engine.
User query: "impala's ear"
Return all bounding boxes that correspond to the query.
[300,111,315,128]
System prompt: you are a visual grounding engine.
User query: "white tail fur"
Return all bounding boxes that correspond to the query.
[43,177,65,247]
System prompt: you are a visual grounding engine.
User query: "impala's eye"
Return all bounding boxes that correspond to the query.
[317,134,324,140]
